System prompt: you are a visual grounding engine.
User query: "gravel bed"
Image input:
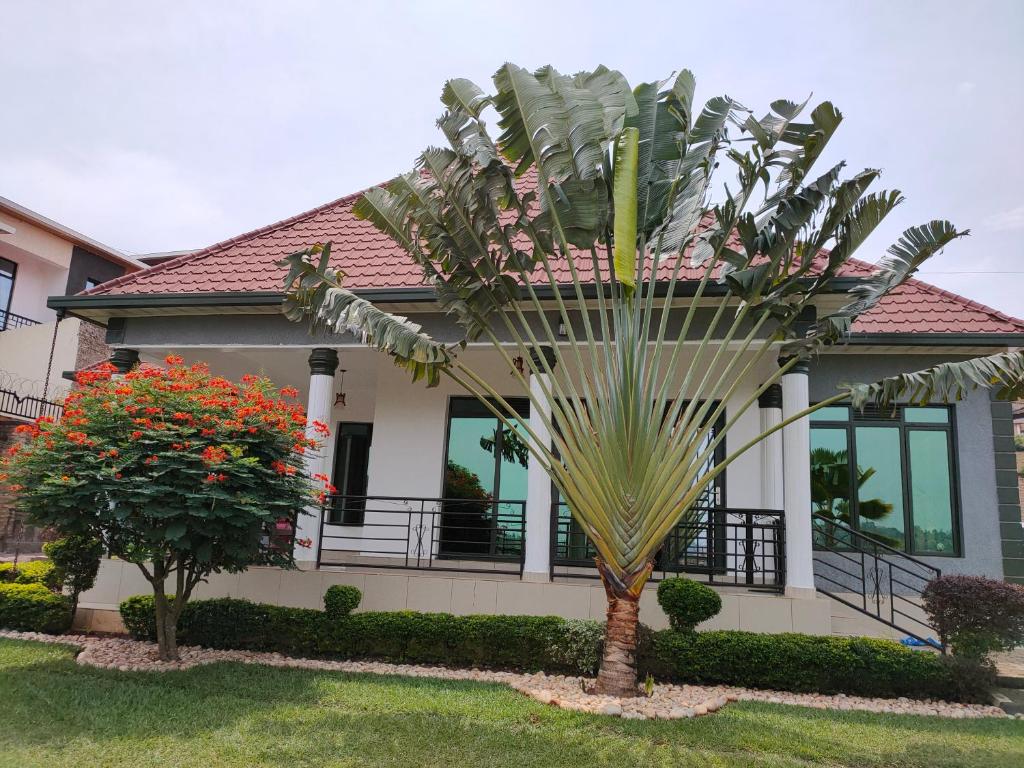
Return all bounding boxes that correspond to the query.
[0,629,1008,720]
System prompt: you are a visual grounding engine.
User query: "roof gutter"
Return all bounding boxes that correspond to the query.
[47,276,870,313]
[47,285,1024,348]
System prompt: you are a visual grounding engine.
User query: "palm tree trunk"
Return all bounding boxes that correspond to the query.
[592,558,650,697]
[593,590,641,696]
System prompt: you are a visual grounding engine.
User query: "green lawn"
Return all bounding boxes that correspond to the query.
[1,638,1021,768]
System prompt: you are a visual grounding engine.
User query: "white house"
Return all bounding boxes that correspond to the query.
[47,187,1024,640]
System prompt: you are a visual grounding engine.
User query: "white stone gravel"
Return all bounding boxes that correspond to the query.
[0,629,1009,720]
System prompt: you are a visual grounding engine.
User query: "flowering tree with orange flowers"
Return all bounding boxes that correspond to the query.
[0,356,331,660]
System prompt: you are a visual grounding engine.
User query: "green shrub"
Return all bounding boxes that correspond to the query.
[545,618,604,675]
[43,536,103,617]
[0,560,59,589]
[119,594,176,641]
[118,593,968,699]
[0,583,72,633]
[323,585,361,619]
[656,577,722,631]
[922,575,1024,659]
[120,594,593,672]
[640,630,961,701]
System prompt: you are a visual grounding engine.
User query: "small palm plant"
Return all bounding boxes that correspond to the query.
[282,64,1024,695]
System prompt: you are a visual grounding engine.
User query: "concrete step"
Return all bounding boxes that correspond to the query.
[991,688,1024,716]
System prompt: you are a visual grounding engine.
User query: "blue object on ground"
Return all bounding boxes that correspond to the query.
[900,636,942,649]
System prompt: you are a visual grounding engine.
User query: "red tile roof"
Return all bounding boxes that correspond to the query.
[85,181,1024,336]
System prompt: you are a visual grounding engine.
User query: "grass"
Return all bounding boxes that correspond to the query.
[1,638,1022,768]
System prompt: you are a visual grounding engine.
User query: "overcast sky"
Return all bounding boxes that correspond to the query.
[1,0,1021,316]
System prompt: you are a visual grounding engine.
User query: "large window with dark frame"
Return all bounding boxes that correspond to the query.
[440,397,528,558]
[809,404,960,556]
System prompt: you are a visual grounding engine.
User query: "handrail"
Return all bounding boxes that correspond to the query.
[551,502,786,590]
[811,512,941,648]
[0,309,41,331]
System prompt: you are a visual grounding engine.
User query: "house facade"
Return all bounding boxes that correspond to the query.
[49,191,1024,639]
[0,197,142,550]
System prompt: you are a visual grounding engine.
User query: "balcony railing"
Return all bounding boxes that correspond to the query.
[551,503,786,590]
[0,309,41,332]
[316,495,526,575]
[0,387,64,422]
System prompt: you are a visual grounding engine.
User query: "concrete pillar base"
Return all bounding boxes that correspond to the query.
[521,570,551,583]
[784,585,817,599]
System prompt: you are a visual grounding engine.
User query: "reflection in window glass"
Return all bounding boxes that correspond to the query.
[854,426,905,550]
[909,430,954,553]
[810,427,852,547]
[442,398,527,558]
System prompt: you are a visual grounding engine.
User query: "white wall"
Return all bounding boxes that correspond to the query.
[0,316,79,397]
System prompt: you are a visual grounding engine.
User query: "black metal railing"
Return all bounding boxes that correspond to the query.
[551,502,786,590]
[0,387,64,422]
[812,513,941,646]
[316,494,526,574]
[0,309,40,332]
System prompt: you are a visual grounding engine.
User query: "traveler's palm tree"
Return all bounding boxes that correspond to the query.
[282,64,1024,695]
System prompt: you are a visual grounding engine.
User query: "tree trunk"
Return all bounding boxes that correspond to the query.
[152,590,180,662]
[593,591,641,696]
[592,558,650,697]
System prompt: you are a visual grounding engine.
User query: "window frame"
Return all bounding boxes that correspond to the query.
[441,396,530,503]
[0,257,16,328]
[329,421,373,526]
[809,403,963,557]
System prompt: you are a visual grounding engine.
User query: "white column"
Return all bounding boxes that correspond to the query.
[523,347,555,582]
[781,360,815,596]
[294,348,338,566]
[759,384,785,512]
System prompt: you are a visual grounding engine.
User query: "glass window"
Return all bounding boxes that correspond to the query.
[854,426,906,550]
[441,398,528,557]
[908,430,955,553]
[84,277,100,291]
[0,257,15,330]
[810,406,849,422]
[330,422,372,525]
[809,405,959,555]
[904,407,949,424]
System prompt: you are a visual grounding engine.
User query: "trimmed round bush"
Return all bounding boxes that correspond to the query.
[656,576,721,631]
[0,582,72,633]
[324,585,362,619]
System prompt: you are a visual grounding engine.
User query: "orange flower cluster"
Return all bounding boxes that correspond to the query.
[2,355,321,497]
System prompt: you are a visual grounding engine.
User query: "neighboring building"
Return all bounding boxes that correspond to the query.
[48,187,1024,640]
[0,197,142,550]
[1013,402,1024,437]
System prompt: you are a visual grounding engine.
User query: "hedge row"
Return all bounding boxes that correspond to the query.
[0,583,72,634]
[639,629,956,700]
[119,594,963,700]
[0,560,58,589]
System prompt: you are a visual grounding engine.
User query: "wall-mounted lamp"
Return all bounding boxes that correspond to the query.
[334,369,347,408]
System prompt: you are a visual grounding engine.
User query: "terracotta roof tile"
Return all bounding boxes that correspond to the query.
[86,176,1024,336]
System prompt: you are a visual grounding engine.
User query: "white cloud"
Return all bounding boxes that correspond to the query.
[956,80,976,94]
[0,149,230,254]
[982,204,1024,232]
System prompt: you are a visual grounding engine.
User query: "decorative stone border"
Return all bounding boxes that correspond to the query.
[0,630,1010,720]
